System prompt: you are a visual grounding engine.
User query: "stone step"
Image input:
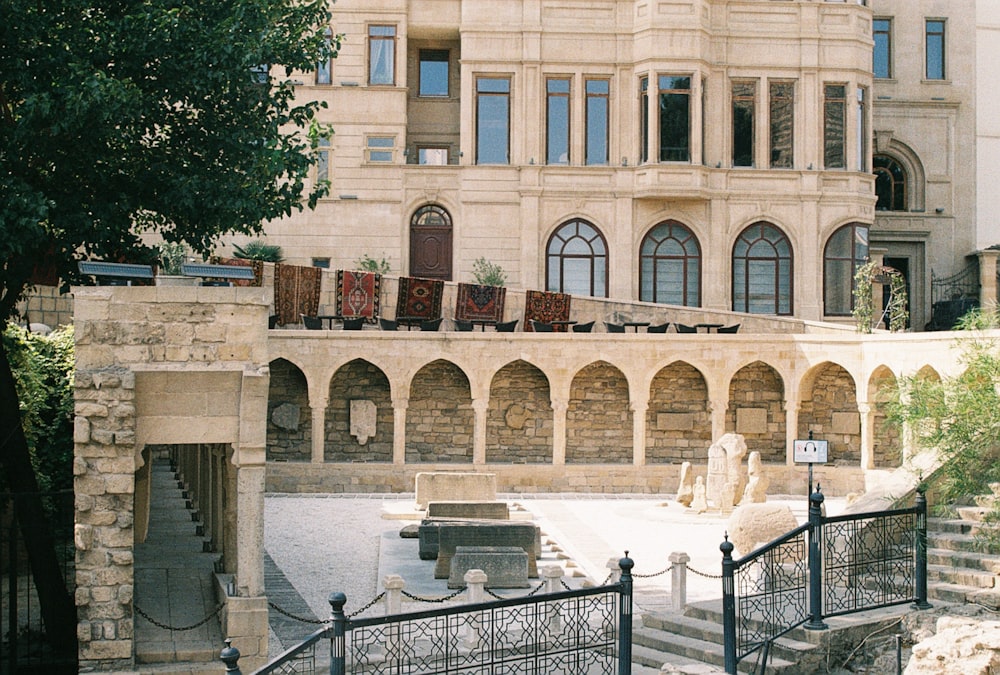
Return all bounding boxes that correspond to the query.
[927,531,997,553]
[928,582,978,604]
[927,517,996,537]
[927,548,1000,574]
[927,564,997,589]
[632,625,799,673]
[632,643,724,673]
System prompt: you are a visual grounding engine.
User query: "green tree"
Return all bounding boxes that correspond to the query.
[889,309,1000,546]
[0,0,336,652]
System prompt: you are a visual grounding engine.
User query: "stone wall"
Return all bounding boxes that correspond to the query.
[19,284,74,328]
[406,360,474,462]
[798,363,862,465]
[486,361,553,463]
[266,358,311,461]
[326,359,393,462]
[646,362,712,463]
[727,362,787,463]
[566,362,632,464]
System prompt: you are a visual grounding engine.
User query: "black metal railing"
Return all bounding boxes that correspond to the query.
[722,487,930,674]
[227,555,635,675]
[0,490,77,674]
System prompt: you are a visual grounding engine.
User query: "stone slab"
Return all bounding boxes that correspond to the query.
[447,546,529,589]
[434,522,538,579]
[419,519,541,561]
[415,472,497,509]
[427,501,509,520]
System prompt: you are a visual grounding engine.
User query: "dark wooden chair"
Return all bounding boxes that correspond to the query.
[495,319,519,332]
[531,320,555,332]
[301,314,323,330]
[717,324,741,333]
[647,322,670,333]
[675,323,698,333]
[420,318,444,331]
[343,317,365,331]
[454,319,474,331]
[604,322,626,333]
[378,318,398,331]
[572,321,595,333]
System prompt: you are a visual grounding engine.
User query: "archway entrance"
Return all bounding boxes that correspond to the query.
[409,205,453,280]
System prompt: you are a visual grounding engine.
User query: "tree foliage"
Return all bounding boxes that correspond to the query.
[888,309,1000,547]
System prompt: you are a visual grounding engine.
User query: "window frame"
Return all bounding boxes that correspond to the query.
[546,77,572,165]
[418,49,449,97]
[823,83,847,170]
[546,219,609,298]
[732,222,793,316]
[769,80,795,169]
[925,19,946,81]
[368,24,396,86]
[316,27,334,85]
[585,78,610,166]
[873,154,907,211]
[731,80,756,168]
[365,135,395,163]
[316,136,331,183]
[416,146,450,166]
[657,74,692,163]
[639,220,702,306]
[475,76,511,165]
[823,223,870,316]
[639,76,649,164]
[873,18,892,79]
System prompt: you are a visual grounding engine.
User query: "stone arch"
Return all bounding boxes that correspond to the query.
[326,359,393,462]
[486,360,553,463]
[868,366,901,469]
[915,365,941,382]
[267,357,311,461]
[798,362,860,466]
[726,361,785,462]
[406,359,473,462]
[566,361,630,464]
[646,361,711,464]
[872,137,926,212]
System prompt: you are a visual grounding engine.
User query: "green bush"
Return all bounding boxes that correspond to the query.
[233,240,285,262]
[357,254,391,274]
[472,257,507,287]
[3,324,75,492]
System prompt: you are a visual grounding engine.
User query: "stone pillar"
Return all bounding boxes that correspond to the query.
[310,401,327,464]
[551,398,568,465]
[858,402,874,470]
[631,400,648,466]
[392,397,408,465]
[383,574,405,615]
[784,404,799,466]
[472,398,489,465]
[668,552,691,612]
[978,248,999,308]
[710,398,728,440]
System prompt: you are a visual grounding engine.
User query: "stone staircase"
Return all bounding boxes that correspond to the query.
[926,503,1000,608]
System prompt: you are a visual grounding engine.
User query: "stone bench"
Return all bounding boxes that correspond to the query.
[434,522,539,579]
[448,546,529,589]
[415,472,497,510]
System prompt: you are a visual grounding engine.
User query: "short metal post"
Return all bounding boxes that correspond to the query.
[329,592,347,675]
[721,535,737,675]
[805,486,828,631]
[220,638,241,673]
[913,486,932,609]
[617,552,634,675]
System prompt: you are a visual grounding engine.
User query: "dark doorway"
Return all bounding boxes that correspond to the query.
[409,205,453,281]
[882,256,911,329]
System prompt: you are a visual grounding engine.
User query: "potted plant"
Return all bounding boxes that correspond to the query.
[155,241,198,285]
[472,257,507,287]
[233,240,284,262]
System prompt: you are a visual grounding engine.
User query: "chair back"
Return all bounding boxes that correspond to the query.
[454,319,474,331]
[675,323,698,333]
[647,322,670,333]
[420,318,444,331]
[343,317,365,331]
[301,314,323,330]
[572,321,595,333]
[378,318,398,331]
[531,320,555,332]
[717,324,741,334]
[604,322,626,333]
[495,319,519,332]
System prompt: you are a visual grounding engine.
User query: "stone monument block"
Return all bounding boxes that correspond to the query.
[676,462,694,507]
[447,546,529,589]
[271,403,300,431]
[349,399,376,444]
[415,472,497,509]
[726,503,799,556]
[434,522,538,579]
[706,444,727,508]
[427,501,510,520]
[735,408,768,434]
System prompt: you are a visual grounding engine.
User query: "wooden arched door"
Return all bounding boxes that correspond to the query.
[409,204,453,280]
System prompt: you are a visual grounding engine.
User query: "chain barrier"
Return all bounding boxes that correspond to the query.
[134,602,224,632]
[633,564,673,579]
[686,565,723,580]
[401,587,467,603]
[268,600,329,625]
[347,591,386,618]
[483,580,547,600]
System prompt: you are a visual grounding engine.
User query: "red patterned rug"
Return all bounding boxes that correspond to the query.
[524,290,572,332]
[455,283,506,323]
[274,263,322,326]
[210,256,264,287]
[396,276,444,321]
[336,270,381,322]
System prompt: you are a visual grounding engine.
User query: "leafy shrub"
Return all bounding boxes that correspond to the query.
[472,257,507,287]
[233,240,285,262]
[357,254,391,274]
[157,241,189,275]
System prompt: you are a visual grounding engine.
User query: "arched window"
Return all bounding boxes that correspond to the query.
[823,223,870,316]
[546,219,608,297]
[873,155,907,211]
[639,221,701,306]
[732,222,793,315]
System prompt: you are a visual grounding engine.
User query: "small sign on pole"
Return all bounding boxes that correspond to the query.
[793,439,829,464]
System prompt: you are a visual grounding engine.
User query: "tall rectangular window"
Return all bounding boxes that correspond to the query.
[419,49,449,97]
[316,28,334,84]
[873,19,892,79]
[317,137,330,181]
[732,81,755,167]
[769,81,794,168]
[824,84,847,169]
[546,78,570,165]
[639,76,649,164]
[857,87,867,171]
[925,19,945,80]
[658,75,690,162]
[368,25,395,85]
[585,79,609,166]
[476,77,510,165]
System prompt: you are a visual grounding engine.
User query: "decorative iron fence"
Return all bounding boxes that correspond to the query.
[721,487,929,674]
[228,555,635,675]
[0,490,77,674]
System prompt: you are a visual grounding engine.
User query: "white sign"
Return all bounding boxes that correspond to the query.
[793,439,828,463]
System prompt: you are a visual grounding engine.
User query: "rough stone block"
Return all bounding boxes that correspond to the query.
[831,411,860,434]
[415,472,496,509]
[736,408,768,434]
[427,501,510,520]
[434,522,538,579]
[448,546,529,589]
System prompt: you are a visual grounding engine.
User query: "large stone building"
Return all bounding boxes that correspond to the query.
[246,0,996,332]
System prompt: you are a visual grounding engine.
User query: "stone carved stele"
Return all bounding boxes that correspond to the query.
[271,402,300,431]
[350,399,377,445]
